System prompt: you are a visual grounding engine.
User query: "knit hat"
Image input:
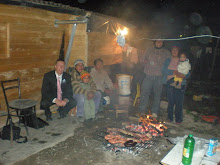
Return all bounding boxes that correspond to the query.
[80,70,90,80]
[74,59,85,67]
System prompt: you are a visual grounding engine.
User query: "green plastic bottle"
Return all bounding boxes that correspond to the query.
[182,134,195,165]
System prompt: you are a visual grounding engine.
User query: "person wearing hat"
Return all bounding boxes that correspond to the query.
[79,71,96,120]
[139,37,171,118]
[71,59,101,121]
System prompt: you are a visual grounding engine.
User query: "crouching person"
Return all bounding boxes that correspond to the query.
[71,59,101,122]
[90,58,118,110]
[40,59,77,121]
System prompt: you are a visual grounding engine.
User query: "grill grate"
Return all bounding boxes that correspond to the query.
[104,136,162,155]
[94,129,163,155]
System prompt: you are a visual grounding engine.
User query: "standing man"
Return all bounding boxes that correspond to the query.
[40,59,76,121]
[90,58,118,109]
[71,59,101,121]
[139,38,170,118]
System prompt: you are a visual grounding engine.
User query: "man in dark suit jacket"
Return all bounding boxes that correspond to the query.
[40,59,76,121]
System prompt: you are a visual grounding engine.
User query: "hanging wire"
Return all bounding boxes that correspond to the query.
[132,35,220,41]
[93,21,109,30]
[111,23,121,35]
[106,23,109,34]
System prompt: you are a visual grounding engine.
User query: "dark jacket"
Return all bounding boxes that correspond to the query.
[41,70,73,103]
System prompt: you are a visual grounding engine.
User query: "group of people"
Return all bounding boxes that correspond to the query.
[139,39,191,124]
[40,58,116,122]
[40,38,191,124]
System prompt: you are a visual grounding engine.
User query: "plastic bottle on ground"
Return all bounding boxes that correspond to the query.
[182,134,195,165]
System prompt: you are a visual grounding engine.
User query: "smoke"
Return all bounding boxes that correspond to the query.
[95,0,188,45]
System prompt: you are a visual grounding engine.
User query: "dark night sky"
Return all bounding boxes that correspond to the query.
[45,0,220,36]
[44,0,219,18]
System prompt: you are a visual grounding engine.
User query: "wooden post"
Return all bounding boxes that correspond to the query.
[209,37,220,80]
[64,23,77,71]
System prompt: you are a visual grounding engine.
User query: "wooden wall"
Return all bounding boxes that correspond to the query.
[0,4,87,111]
[88,32,123,66]
[67,23,88,67]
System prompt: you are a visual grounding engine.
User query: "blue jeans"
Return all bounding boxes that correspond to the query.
[139,75,163,114]
[73,91,102,117]
[166,80,186,122]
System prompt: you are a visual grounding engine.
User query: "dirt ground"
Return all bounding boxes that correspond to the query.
[14,108,220,165]
[10,80,220,165]
[184,81,220,117]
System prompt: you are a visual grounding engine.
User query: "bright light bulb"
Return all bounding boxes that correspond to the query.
[120,28,128,36]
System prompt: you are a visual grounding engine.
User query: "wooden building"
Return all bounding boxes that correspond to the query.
[0,0,135,112]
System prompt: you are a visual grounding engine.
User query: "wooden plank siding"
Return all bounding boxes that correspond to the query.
[67,23,88,67]
[88,32,123,66]
[0,4,87,111]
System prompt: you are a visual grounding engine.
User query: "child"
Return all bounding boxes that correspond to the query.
[171,52,191,89]
[80,71,96,120]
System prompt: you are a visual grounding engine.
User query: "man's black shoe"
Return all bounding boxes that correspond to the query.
[45,111,52,121]
[57,107,66,119]
[58,113,66,119]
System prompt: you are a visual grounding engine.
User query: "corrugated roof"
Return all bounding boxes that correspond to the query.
[0,0,135,29]
[0,0,86,15]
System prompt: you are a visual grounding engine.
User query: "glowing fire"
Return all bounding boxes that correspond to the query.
[137,114,167,136]
[104,115,168,146]
[117,27,128,36]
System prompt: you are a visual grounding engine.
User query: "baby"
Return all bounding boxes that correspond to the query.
[171,52,191,89]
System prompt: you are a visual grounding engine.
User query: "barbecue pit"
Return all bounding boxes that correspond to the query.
[97,114,168,155]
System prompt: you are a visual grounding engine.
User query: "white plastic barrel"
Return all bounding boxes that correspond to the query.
[117,74,131,96]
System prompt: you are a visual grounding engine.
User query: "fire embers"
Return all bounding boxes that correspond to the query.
[137,115,167,136]
[104,115,167,146]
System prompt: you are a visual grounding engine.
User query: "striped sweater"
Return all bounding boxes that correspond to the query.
[71,69,97,95]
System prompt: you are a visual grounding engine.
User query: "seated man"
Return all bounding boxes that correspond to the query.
[90,58,118,109]
[71,59,101,121]
[40,59,77,121]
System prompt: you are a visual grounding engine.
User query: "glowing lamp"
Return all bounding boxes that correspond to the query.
[119,28,128,36]
[116,28,128,47]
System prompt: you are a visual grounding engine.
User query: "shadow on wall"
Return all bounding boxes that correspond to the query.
[103,64,122,83]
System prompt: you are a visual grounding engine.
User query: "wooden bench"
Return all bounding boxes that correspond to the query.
[115,105,129,118]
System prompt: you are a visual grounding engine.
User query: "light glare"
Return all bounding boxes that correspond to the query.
[118,28,128,36]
